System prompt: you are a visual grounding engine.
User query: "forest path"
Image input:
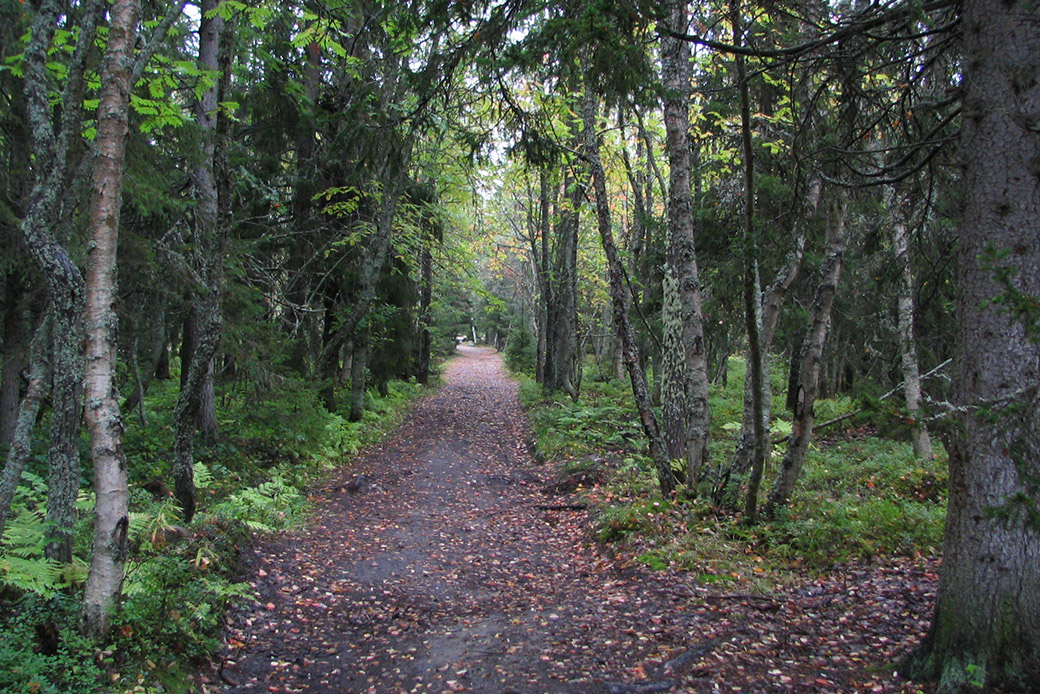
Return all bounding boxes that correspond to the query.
[214,346,936,694]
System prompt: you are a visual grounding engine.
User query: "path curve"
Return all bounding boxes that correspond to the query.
[217,346,691,693]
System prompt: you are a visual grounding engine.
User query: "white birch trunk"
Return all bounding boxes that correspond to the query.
[889,193,933,460]
[81,0,141,639]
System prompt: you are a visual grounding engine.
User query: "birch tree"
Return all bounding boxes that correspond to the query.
[888,189,933,460]
[81,0,142,639]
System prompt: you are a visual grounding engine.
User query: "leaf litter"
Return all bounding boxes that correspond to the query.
[209,346,937,693]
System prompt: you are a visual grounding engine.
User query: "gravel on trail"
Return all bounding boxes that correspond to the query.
[212,346,937,694]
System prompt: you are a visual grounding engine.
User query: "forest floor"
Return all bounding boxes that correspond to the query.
[209,346,938,694]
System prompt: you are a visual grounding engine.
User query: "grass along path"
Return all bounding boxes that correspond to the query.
[210,346,937,693]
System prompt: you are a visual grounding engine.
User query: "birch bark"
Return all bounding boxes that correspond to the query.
[81,0,142,639]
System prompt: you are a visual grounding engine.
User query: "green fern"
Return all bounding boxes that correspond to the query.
[0,555,63,596]
[0,508,64,596]
[194,461,214,489]
[210,473,305,533]
[2,506,48,557]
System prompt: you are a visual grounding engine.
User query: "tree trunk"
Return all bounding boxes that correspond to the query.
[584,85,674,497]
[0,290,31,447]
[155,313,172,380]
[717,179,815,506]
[765,193,846,516]
[417,235,433,384]
[730,6,768,523]
[21,0,103,563]
[316,161,409,378]
[660,0,710,488]
[198,359,217,442]
[889,191,933,460]
[81,0,140,638]
[122,310,168,414]
[903,0,1040,688]
[0,317,51,542]
[173,0,226,522]
[283,39,323,378]
[349,330,370,423]
[320,282,341,412]
[543,156,581,400]
[179,306,196,390]
[534,169,550,385]
[340,340,353,387]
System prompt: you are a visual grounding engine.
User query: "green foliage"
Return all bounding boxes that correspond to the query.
[519,354,949,582]
[635,551,669,571]
[504,322,536,374]
[597,499,672,542]
[228,378,338,465]
[210,472,307,534]
[0,348,426,692]
[0,595,104,694]
[521,374,644,462]
[0,471,88,598]
[813,394,856,423]
[115,552,253,675]
[0,506,65,596]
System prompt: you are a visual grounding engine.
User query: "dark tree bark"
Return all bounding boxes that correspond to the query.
[81,0,141,638]
[21,0,105,562]
[0,286,31,447]
[534,169,551,385]
[543,135,582,400]
[155,316,172,380]
[731,4,768,523]
[0,317,50,542]
[320,281,341,412]
[903,0,1040,688]
[173,0,227,522]
[416,236,434,385]
[282,39,323,378]
[122,308,169,416]
[349,329,370,423]
[583,85,674,497]
[660,0,710,488]
[197,359,217,442]
[717,179,815,506]
[315,160,410,380]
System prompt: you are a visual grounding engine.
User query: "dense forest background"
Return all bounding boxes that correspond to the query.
[1,0,1037,691]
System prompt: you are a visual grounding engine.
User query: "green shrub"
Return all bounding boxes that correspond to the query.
[505,323,536,374]
[597,499,672,543]
[210,471,307,534]
[0,595,104,694]
[113,553,253,685]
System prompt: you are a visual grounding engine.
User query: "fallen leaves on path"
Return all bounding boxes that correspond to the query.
[210,346,937,693]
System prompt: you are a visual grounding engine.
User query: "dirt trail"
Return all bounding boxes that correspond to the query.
[215,346,936,694]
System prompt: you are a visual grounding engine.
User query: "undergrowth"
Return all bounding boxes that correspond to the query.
[518,357,948,587]
[0,372,426,693]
